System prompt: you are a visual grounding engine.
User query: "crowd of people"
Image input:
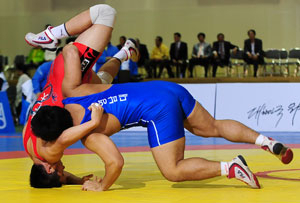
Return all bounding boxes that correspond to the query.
[137,29,264,78]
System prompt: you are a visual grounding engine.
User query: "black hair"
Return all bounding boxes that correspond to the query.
[248,29,256,36]
[56,47,63,56]
[174,32,181,38]
[120,36,127,41]
[217,33,224,38]
[156,36,163,42]
[30,164,62,188]
[31,106,73,141]
[45,24,52,29]
[197,32,206,38]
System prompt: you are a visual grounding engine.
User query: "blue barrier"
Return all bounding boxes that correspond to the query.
[0,91,16,133]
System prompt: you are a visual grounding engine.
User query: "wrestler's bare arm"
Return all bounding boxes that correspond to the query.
[42,104,103,163]
[81,133,124,191]
[63,172,93,185]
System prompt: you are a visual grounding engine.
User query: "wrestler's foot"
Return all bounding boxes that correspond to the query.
[25,26,58,51]
[228,155,260,189]
[122,38,140,62]
[261,137,293,164]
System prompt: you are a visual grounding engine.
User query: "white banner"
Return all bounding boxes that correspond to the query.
[125,83,216,131]
[216,83,300,132]
[180,84,216,116]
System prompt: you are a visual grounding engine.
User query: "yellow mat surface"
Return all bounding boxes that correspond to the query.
[0,149,299,203]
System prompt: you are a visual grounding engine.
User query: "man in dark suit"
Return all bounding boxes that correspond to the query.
[136,38,151,78]
[170,33,188,78]
[212,33,238,77]
[243,29,264,77]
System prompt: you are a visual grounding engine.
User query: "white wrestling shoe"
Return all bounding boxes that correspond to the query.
[227,155,260,189]
[25,26,58,51]
[261,137,293,164]
[122,38,140,62]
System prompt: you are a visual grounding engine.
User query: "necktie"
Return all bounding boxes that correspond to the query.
[175,42,179,58]
[219,42,225,59]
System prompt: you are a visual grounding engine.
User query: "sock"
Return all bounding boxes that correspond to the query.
[113,49,128,62]
[50,24,69,39]
[255,134,268,146]
[220,162,229,176]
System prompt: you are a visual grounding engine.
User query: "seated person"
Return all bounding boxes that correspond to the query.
[189,33,211,78]
[170,32,188,78]
[135,38,150,78]
[117,36,126,50]
[243,29,264,77]
[0,63,9,92]
[94,42,119,72]
[212,33,238,77]
[149,36,174,78]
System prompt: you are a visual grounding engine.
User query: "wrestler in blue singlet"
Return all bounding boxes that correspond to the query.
[63,81,196,148]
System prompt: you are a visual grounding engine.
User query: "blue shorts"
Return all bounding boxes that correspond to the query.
[145,82,196,148]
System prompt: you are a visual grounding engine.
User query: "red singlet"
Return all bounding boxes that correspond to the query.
[23,42,101,161]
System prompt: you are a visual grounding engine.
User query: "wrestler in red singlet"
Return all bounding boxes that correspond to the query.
[23,42,101,160]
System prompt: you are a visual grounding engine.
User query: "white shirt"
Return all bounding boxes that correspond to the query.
[15,74,30,107]
[0,72,9,91]
[251,42,255,55]
[197,43,204,57]
[120,60,130,71]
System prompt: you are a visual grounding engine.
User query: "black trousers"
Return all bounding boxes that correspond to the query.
[212,57,230,77]
[189,57,210,78]
[171,60,187,78]
[149,59,174,78]
[244,56,264,77]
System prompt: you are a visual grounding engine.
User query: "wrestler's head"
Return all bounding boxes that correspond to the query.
[30,160,66,188]
[31,106,73,141]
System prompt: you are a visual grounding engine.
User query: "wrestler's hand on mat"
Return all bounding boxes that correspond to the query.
[82,176,103,192]
[81,174,94,184]
[88,103,104,127]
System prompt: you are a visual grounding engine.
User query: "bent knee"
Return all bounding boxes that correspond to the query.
[63,44,78,58]
[90,4,116,27]
[160,170,182,182]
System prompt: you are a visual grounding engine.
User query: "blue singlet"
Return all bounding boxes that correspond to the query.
[63,81,196,148]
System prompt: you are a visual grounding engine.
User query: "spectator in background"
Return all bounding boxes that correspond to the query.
[243,29,264,77]
[0,59,9,92]
[26,47,44,67]
[212,33,238,77]
[136,38,150,78]
[170,32,188,78]
[150,36,174,78]
[44,39,61,61]
[32,47,63,98]
[15,63,30,118]
[189,32,212,78]
[117,36,126,50]
[94,42,119,72]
